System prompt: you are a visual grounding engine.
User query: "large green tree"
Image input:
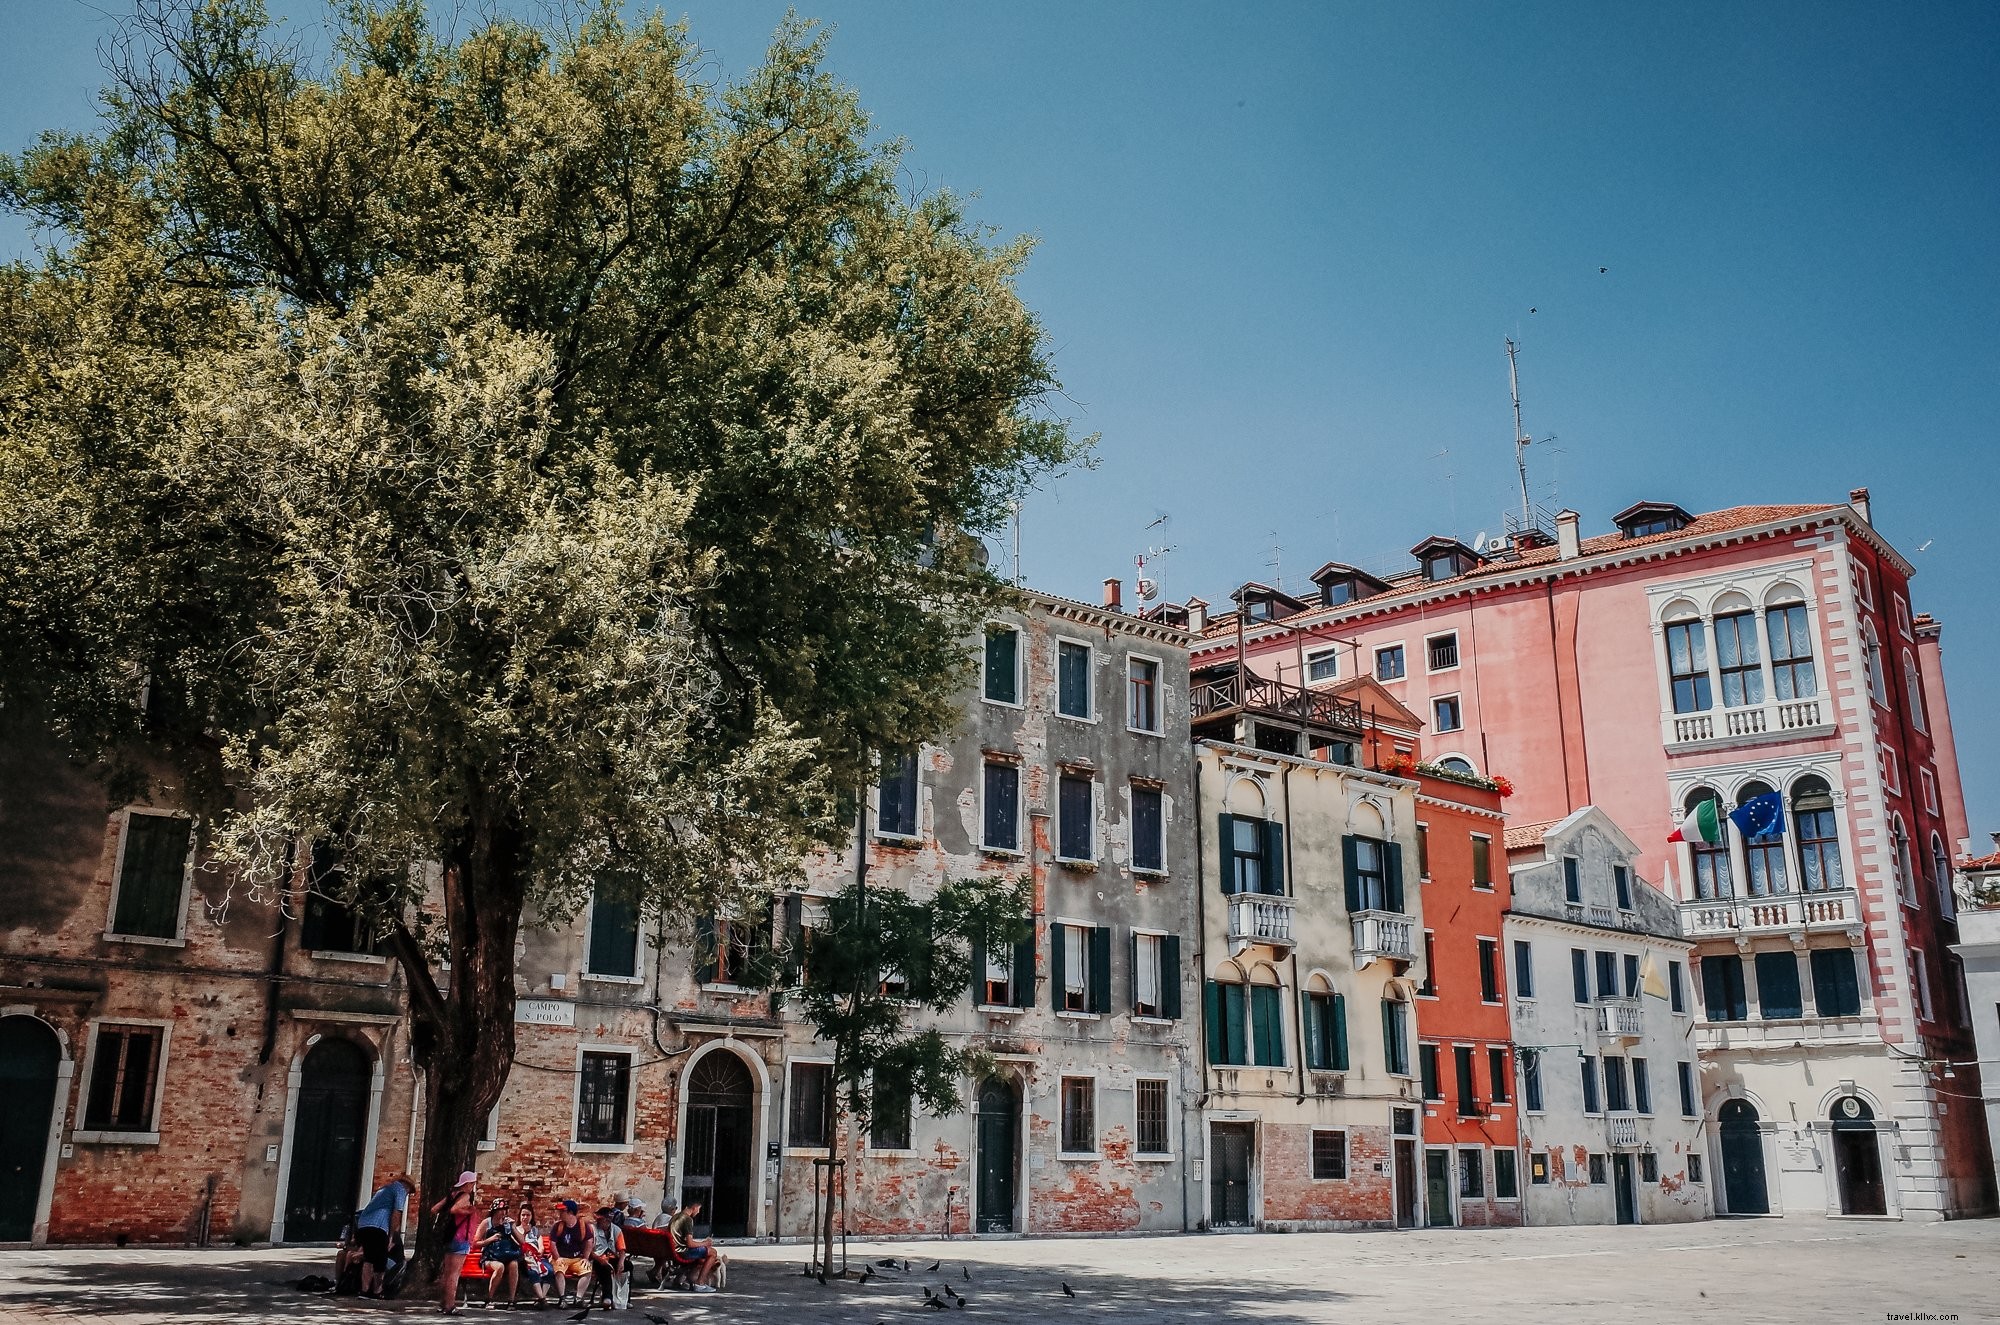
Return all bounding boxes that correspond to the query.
[0,0,1078,1272]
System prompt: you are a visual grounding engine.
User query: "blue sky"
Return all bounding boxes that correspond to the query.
[4,1,1995,839]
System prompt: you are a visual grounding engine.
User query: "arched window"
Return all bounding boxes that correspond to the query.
[1932,832,1956,921]
[1891,814,1914,904]
[1792,777,1843,893]
[1664,606,1712,714]
[1713,594,1763,708]
[1902,652,1927,732]
[1738,780,1787,897]
[1764,593,1816,700]
[1434,755,1475,775]
[1686,786,1732,900]
[1862,620,1886,706]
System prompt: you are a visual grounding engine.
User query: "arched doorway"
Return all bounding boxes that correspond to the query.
[974,1076,1019,1233]
[681,1053,754,1239]
[1830,1096,1886,1215]
[0,1017,62,1241]
[284,1037,372,1241]
[1718,1099,1769,1215]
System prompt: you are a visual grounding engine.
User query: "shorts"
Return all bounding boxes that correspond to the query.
[673,1247,710,1266]
[356,1226,392,1273]
[555,1258,589,1278]
[450,1240,473,1257]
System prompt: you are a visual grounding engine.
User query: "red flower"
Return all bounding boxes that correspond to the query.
[1491,775,1515,798]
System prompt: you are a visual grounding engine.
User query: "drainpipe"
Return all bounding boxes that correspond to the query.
[258,839,298,1067]
[1192,744,1211,1229]
[1283,761,1307,1103]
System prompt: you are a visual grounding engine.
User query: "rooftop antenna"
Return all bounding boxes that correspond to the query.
[1135,512,1174,602]
[1010,500,1023,586]
[1431,448,1458,540]
[1265,531,1283,592]
[1506,337,1534,535]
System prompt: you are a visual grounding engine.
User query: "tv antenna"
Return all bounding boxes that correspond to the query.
[1506,338,1534,535]
[1135,513,1174,602]
[1265,531,1284,592]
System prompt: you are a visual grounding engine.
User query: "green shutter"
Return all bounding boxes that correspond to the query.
[1161,935,1182,1020]
[1300,990,1321,1069]
[1128,930,1139,1012]
[1205,981,1224,1063]
[970,928,986,1005]
[1050,923,1066,1013]
[1251,985,1284,1066]
[1217,813,1237,894]
[1381,998,1396,1073]
[1332,993,1349,1070]
[1341,834,1362,913]
[694,915,717,984]
[1385,841,1406,912]
[1089,926,1112,1014]
[1264,820,1286,895]
[1012,929,1036,1009]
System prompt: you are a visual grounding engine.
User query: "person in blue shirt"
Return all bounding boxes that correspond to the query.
[352,1176,412,1299]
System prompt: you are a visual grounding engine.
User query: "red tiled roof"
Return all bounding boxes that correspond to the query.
[1963,852,2000,873]
[1505,820,1560,851]
[1195,503,1843,640]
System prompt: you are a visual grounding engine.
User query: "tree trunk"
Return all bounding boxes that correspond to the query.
[819,1044,841,1284]
[391,804,529,1285]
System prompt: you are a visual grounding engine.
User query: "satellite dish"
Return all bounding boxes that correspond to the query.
[971,540,992,569]
[1137,578,1159,602]
[1471,530,1489,554]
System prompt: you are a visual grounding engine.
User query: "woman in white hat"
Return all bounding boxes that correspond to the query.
[428,1170,479,1314]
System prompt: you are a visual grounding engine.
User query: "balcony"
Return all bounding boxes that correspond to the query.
[1679,888,1861,940]
[1696,1014,1879,1053]
[1192,668,1365,740]
[1227,893,1297,951]
[1352,909,1416,969]
[1608,1116,1640,1149]
[1595,996,1643,1042]
[1664,697,1833,751]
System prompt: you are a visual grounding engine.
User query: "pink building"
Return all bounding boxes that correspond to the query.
[1179,491,1990,1220]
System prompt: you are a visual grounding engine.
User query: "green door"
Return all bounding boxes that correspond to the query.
[1424,1149,1454,1226]
[975,1078,1018,1233]
[0,1017,60,1241]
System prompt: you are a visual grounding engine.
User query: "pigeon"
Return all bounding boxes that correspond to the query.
[861,1265,876,1283]
[877,1258,900,1269]
[962,1267,970,1281]
[568,1310,591,1322]
[927,1261,942,1273]
[943,1284,961,1303]
[1062,1283,1076,1298]
[903,1260,911,1274]
[646,1315,670,1325]
[923,1289,949,1311]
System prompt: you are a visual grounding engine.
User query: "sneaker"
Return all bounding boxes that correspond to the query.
[694,1285,717,1294]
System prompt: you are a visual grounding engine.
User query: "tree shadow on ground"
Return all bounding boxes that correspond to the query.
[0,1241,1350,1324]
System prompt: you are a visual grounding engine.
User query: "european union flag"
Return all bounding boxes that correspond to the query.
[1729,791,1785,841]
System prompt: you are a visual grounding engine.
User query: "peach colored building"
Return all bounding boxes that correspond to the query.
[1178,491,1989,1220]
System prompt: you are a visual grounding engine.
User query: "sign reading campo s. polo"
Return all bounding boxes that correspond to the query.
[514,999,576,1027]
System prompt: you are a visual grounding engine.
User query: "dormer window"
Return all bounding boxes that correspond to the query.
[1308,562,1388,609]
[1323,578,1355,606]
[1410,537,1479,583]
[1233,582,1307,626]
[1612,501,1693,540]
[1425,556,1456,582]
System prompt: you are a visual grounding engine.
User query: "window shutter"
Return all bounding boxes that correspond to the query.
[1332,992,1349,1070]
[1252,985,1285,1066]
[1300,990,1319,1069]
[1012,930,1036,1009]
[1384,841,1406,912]
[1342,834,1362,912]
[694,916,717,984]
[1204,981,1224,1063]
[1263,820,1286,895]
[1089,926,1113,1014]
[1161,935,1182,1020]
[1128,930,1139,1012]
[1380,998,1396,1072]
[783,894,804,954]
[1217,813,1237,893]
[970,928,986,1005]
[1050,923,1066,1013]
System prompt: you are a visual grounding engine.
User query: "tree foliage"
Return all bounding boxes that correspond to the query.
[0,0,1081,1273]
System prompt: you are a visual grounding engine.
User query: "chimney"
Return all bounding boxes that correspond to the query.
[1555,509,1581,561]
[1187,597,1209,633]
[1849,487,1872,525]
[1102,577,1122,611]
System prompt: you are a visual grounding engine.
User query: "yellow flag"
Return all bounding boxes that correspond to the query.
[1640,950,1671,1000]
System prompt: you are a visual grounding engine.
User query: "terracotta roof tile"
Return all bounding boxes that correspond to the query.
[1963,851,2000,872]
[1505,820,1560,851]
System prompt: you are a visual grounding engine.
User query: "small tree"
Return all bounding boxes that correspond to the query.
[776,848,1028,1282]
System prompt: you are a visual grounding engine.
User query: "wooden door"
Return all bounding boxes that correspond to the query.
[1832,1098,1885,1216]
[1718,1099,1769,1215]
[1208,1123,1252,1227]
[975,1078,1018,1233]
[1424,1149,1453,1226]
[1613,1153,1638,1224]
[1393,1140,1419,1228]
[0,1017,59,1241]
[284,1037,371,1241]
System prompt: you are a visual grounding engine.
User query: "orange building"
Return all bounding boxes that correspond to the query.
[1406,765,1520,1227]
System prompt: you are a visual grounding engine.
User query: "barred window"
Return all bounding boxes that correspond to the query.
[84,1025,162,1133]
[576,1052,631,1145]
[1311,1129,1347,1180]
[1060,1077,1096,1154]
[1135,1079,1169,1156]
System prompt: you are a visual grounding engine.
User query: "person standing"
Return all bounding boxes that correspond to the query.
[429,1171,479,1315]
[352,1176,413,1299]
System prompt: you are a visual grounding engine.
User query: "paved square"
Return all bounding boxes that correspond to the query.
[1,1219,1992,1324]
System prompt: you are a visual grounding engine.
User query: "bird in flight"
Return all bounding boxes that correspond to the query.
[1599,267,1608,274]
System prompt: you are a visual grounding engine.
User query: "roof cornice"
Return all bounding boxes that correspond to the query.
[1029,589,1193,647]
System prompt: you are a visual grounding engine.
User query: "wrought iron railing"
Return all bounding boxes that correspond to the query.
[1191,670,1365,733]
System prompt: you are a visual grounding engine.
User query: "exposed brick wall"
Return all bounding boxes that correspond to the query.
[1257,1123,1392,1228]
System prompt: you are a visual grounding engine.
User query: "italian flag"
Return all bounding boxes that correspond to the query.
[1668,798,1725,845]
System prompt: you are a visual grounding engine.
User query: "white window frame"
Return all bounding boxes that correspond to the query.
[1512,939,1535,1002]
[872,748,924,844]
[581,883,646,986]
[1919,767,1940,815]
[1880,747,1901,796]
[479,1102,500,1151]
[1492,1146,1522,1202]
[1304,646,1340,686]
[1132,1074,1176,1160]
[1892,592,1913,640]
[982,621,1025,710]
[1057,1070,1101,1158]
[784,1056,837,1156]
[1128,780,1169,878]
[1125,652,1164,736]
[980,757,1024,857]
[1131,927,1171,1023]
[1054,636,1097,723]
[1477,934,1503,1005]
[1432,693,1464,734]
[104,807,195,948]
[1310,1127,1350,1182]
[1470,832,1493,890]
[864,1067,919,1154]
[1424,630,1461,675]
[1912,946,1934,1024]
[1054,768,1097,865]
[1374,642,1408,682]
[1855,561,1874,610]
[72,1017,174,1145]
[1456,1144,1488,1200]
[570,1044,640,1153]
[1053,915,1101,1020]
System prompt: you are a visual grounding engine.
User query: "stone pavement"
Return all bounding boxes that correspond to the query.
[1,1218,1994,1324]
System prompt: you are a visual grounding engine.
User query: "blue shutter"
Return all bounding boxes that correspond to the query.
[1050,923,1066,1013]
[1332,993,1349,1070]
[1161,935,1182,1020]
[1012,929,1037,1009]
[1089,926,1112,1014]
